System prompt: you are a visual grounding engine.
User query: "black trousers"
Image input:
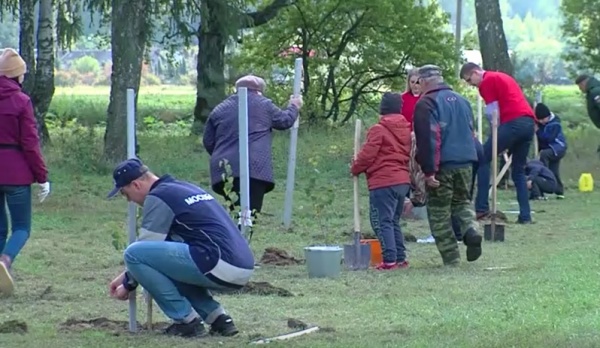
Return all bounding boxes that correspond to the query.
[530,176,556,199]
[539,148,564,195]
[212,178,273,216]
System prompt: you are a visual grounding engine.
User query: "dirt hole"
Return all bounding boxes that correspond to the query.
[260,247,303,266]
[0,320,28,334]
[59,317,169,335]
[235,281,294,297]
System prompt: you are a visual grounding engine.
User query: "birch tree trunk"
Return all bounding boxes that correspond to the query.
[103,0,148,163]
[474,0,514,76]
[19,0,36,95]
[31,0,55,146]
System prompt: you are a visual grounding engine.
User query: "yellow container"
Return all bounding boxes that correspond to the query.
[579,173,594,192]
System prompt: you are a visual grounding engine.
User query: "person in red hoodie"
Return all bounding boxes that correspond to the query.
[351,92,411,270]
[401,68,421,127]
[0,48,50,296]
[460,62,535,224]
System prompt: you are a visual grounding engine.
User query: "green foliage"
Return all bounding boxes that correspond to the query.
[218,159,259,232]
[232,0,457,123]
[560,0,600,74]
[72,56,101,74]
[303,155,336,242]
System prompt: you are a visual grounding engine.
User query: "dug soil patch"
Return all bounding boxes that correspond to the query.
[260,247,303,266]
[59,317,169,335]
[236,281,294,297]
[0,320,28,334]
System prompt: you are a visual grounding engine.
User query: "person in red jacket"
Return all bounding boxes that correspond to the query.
[460,62,535,224]
[0,48,50,296]
[351,92,411,270]
[401,68,421,127]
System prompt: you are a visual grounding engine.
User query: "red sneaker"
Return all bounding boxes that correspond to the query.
[397,260,410,269]
[375,262,399,270]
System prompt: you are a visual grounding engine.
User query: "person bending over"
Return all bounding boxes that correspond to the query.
[351,92,412,270]
[534,102,566,199]
[460,63,536,224]
[106,158,254,338]
[525,159,557,200]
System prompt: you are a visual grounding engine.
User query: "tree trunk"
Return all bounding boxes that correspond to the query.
[31,0,54,146]
[474,0,513,76]
[103,0,148,164]
[191,0,228,135]
[18,0,36,98]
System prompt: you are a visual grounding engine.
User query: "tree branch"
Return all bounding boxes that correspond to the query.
[244,0,294,28]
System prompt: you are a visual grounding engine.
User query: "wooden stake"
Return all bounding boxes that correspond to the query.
[352,119,362,268]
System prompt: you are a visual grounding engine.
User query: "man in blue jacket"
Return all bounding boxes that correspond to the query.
[525,159,557,200]
[534,103,567,199]
[413,64,483,266]
[106,158,255,338]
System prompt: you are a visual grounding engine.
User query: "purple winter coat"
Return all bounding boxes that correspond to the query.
[203,91,299,192]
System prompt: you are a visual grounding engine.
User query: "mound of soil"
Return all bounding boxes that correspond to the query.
[404,233,417,243]
[260,247,303,266]
[0,320,28,334]
[236,281,294,297]
[59,317,169,335]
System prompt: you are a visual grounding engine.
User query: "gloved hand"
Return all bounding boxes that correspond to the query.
[38,182,50,202]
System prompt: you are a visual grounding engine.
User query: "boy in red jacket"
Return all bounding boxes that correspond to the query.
[351,93,412,270]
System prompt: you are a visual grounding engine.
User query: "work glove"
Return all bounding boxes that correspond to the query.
[38,182,50,202]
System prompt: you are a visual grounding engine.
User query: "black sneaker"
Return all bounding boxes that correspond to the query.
[463,228,482,262]
[209,314,239,337]
[163,317,207,338]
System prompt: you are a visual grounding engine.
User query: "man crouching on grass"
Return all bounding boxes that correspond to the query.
[413,65,483,266]
[106,158,254,338]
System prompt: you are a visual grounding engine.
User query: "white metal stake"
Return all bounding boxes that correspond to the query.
[282,58,303,229]
[238,87,251,239]
[533,90,542,156]
[126,88,137,333]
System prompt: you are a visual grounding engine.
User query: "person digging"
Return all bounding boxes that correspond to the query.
[574,74,600,154]
[106,158,255,338]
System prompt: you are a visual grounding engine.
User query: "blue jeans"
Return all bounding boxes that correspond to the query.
[369,184,410,263]
[0,185,32,263]
[124,241,228,324]
[479,116,534,221]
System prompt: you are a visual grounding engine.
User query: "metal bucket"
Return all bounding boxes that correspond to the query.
[304,246,344,279]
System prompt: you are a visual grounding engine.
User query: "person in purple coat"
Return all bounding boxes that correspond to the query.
[203,75,303,226]
[0,48,51,296]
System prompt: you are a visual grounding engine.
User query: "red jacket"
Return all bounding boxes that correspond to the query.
[351,115,411,190]
[478,71,534,124]
[0,77,48,185]
[401,92,420,127]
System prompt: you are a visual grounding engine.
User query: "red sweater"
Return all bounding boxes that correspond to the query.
[478,71,534,124]
[0,77,48,185]
[401,92,420,127]
[351,115,411,190]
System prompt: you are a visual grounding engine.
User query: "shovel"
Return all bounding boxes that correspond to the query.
[344,119,371,270]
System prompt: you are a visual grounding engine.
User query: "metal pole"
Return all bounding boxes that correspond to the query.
[282,58,303,229]
[477,95,483,140]
[126,88,137,333]
[455,0,463,79]
[238,87,251,239]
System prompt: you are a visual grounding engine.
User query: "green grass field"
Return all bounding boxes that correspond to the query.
[3,85,600,347]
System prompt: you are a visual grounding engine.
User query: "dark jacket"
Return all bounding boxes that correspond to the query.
[536,114,567,156]
[525,160,556,184]
[203,91,299,191]
[413,83,477,176]
[0,77,48,185]
[585,77,600,128]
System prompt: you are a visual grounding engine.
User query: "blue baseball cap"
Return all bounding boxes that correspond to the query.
[107,158,148,198]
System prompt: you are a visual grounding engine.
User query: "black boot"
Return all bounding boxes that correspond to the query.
[163,317,207,338]
[209,314,239,337]
[463,228,482,262]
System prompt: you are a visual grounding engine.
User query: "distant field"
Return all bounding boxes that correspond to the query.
[55,85,197,96]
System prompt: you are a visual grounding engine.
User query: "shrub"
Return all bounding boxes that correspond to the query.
[72,56,102,75]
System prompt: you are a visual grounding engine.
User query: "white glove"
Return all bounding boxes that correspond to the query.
[38,182,50,202]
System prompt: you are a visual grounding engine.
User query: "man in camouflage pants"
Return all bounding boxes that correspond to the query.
[413,65,483,266]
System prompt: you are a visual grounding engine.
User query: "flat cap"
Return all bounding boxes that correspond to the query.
[235,74,266,92]
[418,64,443,79]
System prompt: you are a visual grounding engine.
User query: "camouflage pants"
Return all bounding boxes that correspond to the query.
[426,166,479,265]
